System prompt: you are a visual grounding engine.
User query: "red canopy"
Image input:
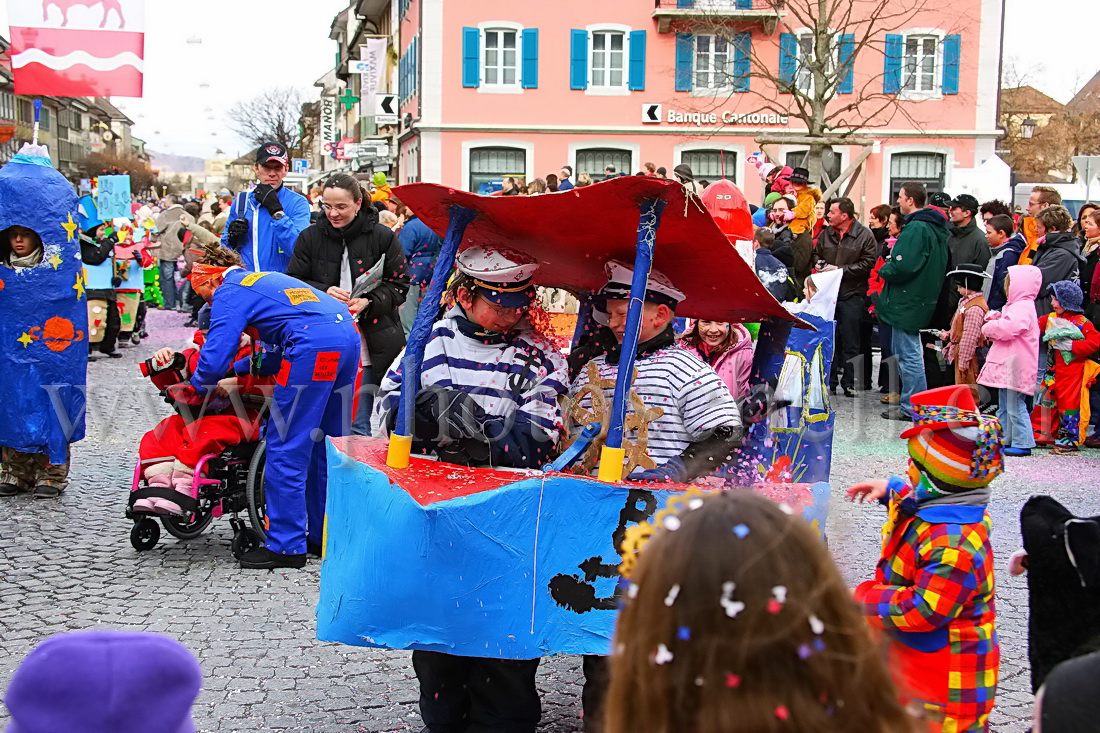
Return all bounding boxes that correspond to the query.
[393,177,804,326]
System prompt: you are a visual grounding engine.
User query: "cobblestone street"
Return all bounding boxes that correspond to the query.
[2,308,1095,731]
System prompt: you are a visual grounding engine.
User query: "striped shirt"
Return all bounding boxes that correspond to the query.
[373,306,568,442]
[568,347,742,463]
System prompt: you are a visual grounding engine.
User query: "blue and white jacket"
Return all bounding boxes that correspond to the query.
[220,186,311,273]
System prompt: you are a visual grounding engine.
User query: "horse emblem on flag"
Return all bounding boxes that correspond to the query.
[9,0,145,97]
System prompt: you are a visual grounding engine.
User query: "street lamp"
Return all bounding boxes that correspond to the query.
[1021,117,1036,139]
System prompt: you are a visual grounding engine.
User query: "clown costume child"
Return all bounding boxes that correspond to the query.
[849,385,1003,732]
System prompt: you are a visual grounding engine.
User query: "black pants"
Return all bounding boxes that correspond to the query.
[581,655,610,733]
[830,295,866,390]
[413,650,541,733]
[89,290,120,354]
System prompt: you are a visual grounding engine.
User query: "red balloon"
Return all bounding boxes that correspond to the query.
[700,179,753,245]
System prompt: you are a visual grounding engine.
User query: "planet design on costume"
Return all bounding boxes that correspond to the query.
[28,316,85,352]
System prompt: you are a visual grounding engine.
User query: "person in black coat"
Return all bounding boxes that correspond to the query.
[286,173,410,435]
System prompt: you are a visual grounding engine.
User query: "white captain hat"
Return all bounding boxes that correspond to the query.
[456,244,540,308]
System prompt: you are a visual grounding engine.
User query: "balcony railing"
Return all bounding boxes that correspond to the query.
[652,0,785,34]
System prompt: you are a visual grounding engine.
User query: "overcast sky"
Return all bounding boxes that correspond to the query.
[0,0,1094,159]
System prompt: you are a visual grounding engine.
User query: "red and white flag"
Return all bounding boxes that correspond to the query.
[9,0,145,97]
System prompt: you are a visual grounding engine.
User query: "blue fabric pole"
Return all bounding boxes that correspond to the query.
[571,300,594,351]
[396,205,477,438]
[605,199,665,450]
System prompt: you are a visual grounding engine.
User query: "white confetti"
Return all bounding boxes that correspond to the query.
[664,584,680,607]
[688,497,704,510]
[663,515,681,531]
[627,582,639,599]
[720,581,745,618]
[778,503,794,515]
[654,643,674,665]
[809,615,825,635]
[772,586,787,604]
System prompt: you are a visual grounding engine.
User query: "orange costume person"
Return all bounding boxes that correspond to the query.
[134,329,274,515]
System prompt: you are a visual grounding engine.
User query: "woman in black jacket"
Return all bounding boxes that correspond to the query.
[286,174,410,435]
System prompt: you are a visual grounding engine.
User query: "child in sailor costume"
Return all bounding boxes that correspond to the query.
[373,244,569,733]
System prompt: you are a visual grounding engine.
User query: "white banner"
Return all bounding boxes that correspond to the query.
[357,37,388,114]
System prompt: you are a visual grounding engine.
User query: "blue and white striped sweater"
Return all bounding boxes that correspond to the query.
[373,308,568,438]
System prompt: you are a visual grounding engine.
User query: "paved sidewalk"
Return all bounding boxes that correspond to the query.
[2,309,1092,731]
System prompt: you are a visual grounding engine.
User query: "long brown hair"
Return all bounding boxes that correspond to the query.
[605,492,913,733]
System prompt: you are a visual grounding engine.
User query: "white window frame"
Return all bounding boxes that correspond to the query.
[478,21,524,95]
[692,34,732,93]
[586,23,632,97]
[460,138,533,192]
[674,142,745,185]
[793,29,840,96]
[899,29,945,100]
[881,144,954,203]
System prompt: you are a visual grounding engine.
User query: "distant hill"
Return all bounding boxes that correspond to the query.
[149,150,206,174]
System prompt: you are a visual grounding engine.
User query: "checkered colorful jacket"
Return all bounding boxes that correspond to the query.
[854,478,998,732]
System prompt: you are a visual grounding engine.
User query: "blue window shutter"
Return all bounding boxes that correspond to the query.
[837,33,854,94]
[677,0,695,7]
[942,34,960,95]
[735,0,751,8]
[570,29,588,90]
[778,33,796,92]
[628,30,646,91]
[884,33,902,94]
[462,27,480,88]
[521,28,539,89]
[675,33,694,92]
[732,32,751,93]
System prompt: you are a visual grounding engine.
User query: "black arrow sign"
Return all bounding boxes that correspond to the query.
[644,104,660,122]
[380,96,395,114]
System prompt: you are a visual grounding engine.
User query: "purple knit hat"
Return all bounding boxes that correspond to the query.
[5,631,202,733]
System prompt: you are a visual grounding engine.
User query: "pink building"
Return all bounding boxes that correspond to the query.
[396,0,1003,207]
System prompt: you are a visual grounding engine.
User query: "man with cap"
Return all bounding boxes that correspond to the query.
[373,243,568,733]
[787,166,822,293]
[938,264,991,395]
[569,259,745,730]
[848,384,1003,733]
[221,142,311,272]
[947,193,992,270]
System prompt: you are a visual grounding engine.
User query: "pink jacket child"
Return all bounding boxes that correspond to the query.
[978,264,1042,395]
[679,321,754,400]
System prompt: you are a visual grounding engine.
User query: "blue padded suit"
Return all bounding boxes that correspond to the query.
[190,268,360,555]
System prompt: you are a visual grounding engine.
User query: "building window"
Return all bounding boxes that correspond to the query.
[575,148,631,178]
[785,150,841,188]
[681,150,737,182]
[693,35,730,90]
[39,108,50,132]
[889,152,945,200]
[590,31,625,88]
[794,32,841,94]
[902,35,939,93]
[469,146,525,192]
[18,99,32,124]
[483,28,518,87]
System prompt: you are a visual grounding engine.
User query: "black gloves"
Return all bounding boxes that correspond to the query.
[226,219,249,250]
[252,184,284,220]
[415,388,489,442]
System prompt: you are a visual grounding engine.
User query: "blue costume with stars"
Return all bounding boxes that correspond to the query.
[190,268,359,555]
[0,145,86,464]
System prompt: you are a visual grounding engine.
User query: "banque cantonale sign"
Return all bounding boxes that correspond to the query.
[667,109,790,126]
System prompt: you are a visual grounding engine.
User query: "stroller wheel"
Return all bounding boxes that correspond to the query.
[162,508,213,540]
[131,333,142,345]
[231,528,264,560]
[130,518,160,551]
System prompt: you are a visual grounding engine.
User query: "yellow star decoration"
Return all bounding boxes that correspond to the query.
[17,332,33,347]
[61,212,78,242]
[48,254,63,270]
[73,272,86,300]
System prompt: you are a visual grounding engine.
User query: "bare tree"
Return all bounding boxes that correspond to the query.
[686,0,970,190]
[226,87,305,154]
[78,151,161,195]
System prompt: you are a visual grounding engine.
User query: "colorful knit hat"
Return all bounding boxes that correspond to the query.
[1051,280,1084,313]
[901,386,1004,490]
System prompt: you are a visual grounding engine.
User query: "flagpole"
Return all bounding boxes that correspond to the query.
[32,99,42,146]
